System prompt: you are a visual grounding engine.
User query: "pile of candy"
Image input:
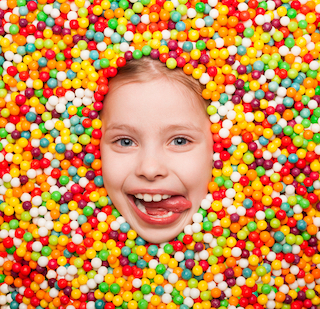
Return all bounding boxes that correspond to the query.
[1,0,320,307]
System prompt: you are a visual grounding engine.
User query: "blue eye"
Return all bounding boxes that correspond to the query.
[118,138,135,147]
[114,137,190,147]
[171,137,189,146]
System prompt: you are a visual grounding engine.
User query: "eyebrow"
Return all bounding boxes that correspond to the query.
[105,123,203,134]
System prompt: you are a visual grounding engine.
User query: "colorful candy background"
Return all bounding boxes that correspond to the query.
[1,0,320,308]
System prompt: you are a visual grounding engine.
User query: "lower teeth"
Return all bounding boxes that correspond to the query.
[134,199,173,218]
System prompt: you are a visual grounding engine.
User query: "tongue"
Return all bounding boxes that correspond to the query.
[140,196,192,214]
[144,207,171,216]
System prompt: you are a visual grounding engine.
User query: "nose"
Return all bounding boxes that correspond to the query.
[135,146,168,181]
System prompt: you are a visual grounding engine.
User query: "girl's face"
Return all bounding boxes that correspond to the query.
[101,78,213,243]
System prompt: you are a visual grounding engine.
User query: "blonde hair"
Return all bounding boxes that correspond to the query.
[105,57,210,111]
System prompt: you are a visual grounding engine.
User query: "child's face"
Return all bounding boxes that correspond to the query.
[101,78,213,243]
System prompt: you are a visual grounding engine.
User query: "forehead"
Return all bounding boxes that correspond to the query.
[100,78,207,120]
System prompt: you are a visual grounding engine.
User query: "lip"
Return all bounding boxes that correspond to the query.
[126,189,186,197]
[127,194,186,225]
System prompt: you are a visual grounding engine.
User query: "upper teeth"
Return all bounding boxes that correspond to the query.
[134,193,171,202]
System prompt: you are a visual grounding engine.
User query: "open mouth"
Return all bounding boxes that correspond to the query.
[127,194,192,225]
[134,197,174,218]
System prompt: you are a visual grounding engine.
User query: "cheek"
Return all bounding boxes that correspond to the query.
[100,144,126,191]
[180,144,213,197]
[190,160,212,191]
[174,156,211,199]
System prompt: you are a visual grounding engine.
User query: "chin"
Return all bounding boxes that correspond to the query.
[136,228,181,244]
[132,212,191,244]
